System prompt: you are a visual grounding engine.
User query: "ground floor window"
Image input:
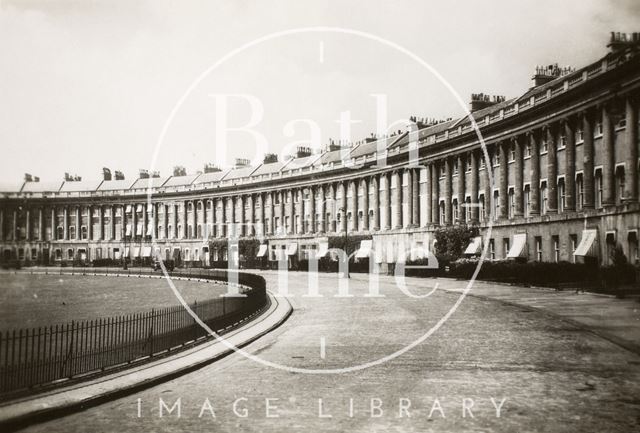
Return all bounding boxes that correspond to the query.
[31,248,37,261]
[570,234,577,263]
[489,239,495,260]
[552,236,560,262]
[67,248,74,260]
[535,237,542,261]
[502,238,510,259]
[55,249,62,260]
[18,248,24,260]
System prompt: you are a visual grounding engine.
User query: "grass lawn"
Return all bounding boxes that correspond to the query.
[0,273,228,330]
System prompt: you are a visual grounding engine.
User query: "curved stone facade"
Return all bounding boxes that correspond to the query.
[1,37,639,269]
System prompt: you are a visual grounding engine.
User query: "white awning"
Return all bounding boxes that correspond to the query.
[125,205,132,213]
[256,244,268,257]
[142,246,152,257]
[315,241,329,259]
[507,234,527,258]
[136,204,143,212]
[286,243,298,256]
[125,224,132,236]
[574,229,598,257]
[464,236,482,255]
[133,247,141,257]
[355,239,373,258]
[386,240,395,263]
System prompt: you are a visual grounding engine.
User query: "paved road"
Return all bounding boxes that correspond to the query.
[17,272,640,432]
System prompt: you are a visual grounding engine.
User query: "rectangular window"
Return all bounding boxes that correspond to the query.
[576,128,584,144]
[508,189,515,219]
[541,138,548,154]
[541,182,548,215]
[503,238,510,259]
[558,180,565,213]
[595,170,603,209]
[570,234,577,263]
[558,135,566,150]
[552,236,560,262]
[509,143,516,162]
[525,142,532,158]
[524,187,530,218]
[489,239,495,260]
[535,237,542,261]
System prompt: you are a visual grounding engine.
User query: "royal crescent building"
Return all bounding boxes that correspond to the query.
[1,33,639,270]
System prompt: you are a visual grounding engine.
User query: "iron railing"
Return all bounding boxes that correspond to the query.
[0,268,267,398]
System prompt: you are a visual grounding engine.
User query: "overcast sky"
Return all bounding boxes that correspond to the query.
[1,0,638,183]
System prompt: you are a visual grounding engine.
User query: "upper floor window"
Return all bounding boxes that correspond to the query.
[540,181,548,215]
[509,143,516,162]
[558,135,566,150]
[576,174,584,210]
[525,142,532,158]
[557,178,566,213]
[595,169,603,209]
[541,138,548,154]
[466,154,472,172]
[576,128,584,144]
[595,122,603,137]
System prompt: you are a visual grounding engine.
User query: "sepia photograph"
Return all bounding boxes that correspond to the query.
[0,1,639,432]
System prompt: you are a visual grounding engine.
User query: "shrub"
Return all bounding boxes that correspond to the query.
[434,225,479,267]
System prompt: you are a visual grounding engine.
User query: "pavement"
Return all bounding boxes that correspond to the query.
[2,270,640,432]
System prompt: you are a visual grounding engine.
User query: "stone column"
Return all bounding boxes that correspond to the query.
[219,198,226,237]
[111,205,116,240]
[330,184,337,233]
[340,182,348,233]
[546,126,558,213]
[309,187,316,234]
[97,206,103,240]
[405,169,413,228]
[564,118,576,211]
[12,210,17,241]
[444,158,453,225]
[431,162,440,225]
[63,206,68,240]
[529,131,541,216]
[456,155,465,223]
[483,155,492,222]
[371,175,380,231]
[350,180,358,232]
[582,111,595,209]
[25,209,31,241]
[288,190,295,234]
[275,192,281,235]
[470,151,479,222]
[383,174,392,230]
[318,187,325,234]
[38,208,43,241]
[626,95,638,202]
[361,178,369,231]
[602,103,615,207]
[238,195,245,237]
[412,168,419,226]
[499,142,508,219]
[163,205,168,239]
[247,194,254,236]
[514,136,524,217]
[393,171,402,229]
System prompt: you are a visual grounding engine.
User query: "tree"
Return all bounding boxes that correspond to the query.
[434,224,479,266]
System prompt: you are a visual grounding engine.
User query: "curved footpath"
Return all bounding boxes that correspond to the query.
[1,270,640,432]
